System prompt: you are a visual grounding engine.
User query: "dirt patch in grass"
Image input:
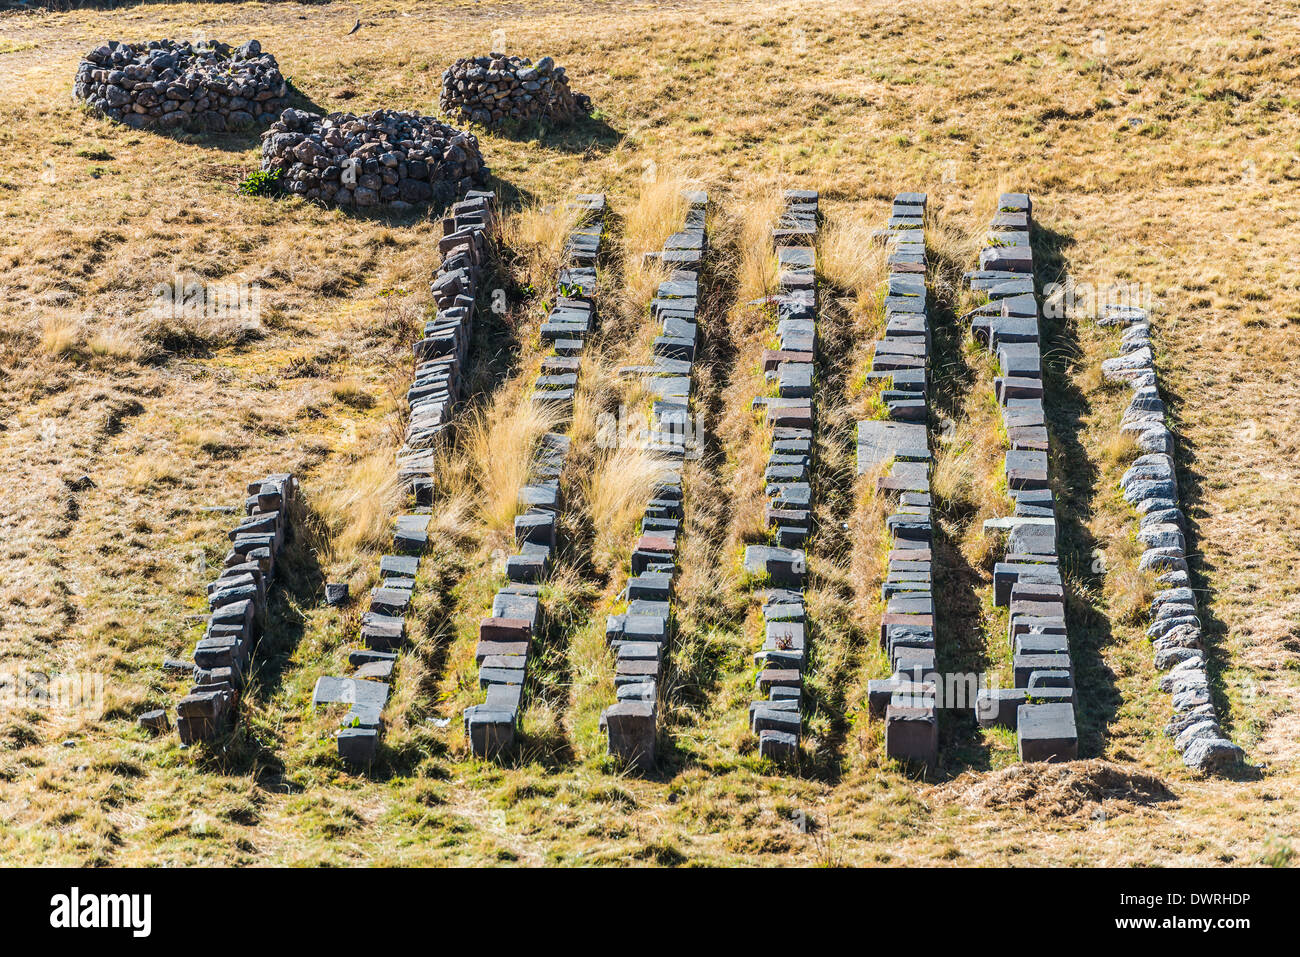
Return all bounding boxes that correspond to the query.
[929,759,1175,820]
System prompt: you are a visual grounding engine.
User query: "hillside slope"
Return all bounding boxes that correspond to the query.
[0,0,1295,866]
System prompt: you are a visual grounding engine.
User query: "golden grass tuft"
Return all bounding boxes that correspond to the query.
[734,183,785,303]
[503,200,585,298]
[581,443,665,576]
[40,314,81,357]
[460,398,561,540]
[623,167,699,254]
[313,445,403,560]
[818,212,889,314]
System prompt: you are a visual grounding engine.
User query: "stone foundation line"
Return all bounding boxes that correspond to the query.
[598,190,711,770]
[464,192,608,758]
[169,473,299,744]
[1098,306,1244,773]
[856,192,941,767]
[741,188,820,764]
[959,193,1077,762]
[311,191,498,766]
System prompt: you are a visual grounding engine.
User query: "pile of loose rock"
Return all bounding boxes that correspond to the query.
[313,192,498,766]
[741,189,821,764]
[1100,307,1244,773]
[857,192,942,767]
[465,193,607,758]
[174,473,298,745]
[598,190,710,770]
[260,108,489,209]
[440,54,592,128]
[74,39,289,131]
[956,194,1078,763]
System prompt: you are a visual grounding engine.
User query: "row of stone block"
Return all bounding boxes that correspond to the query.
[743,189,820,764]
[312,193,498,766]
[176,473,298,745]
[396,190,497,493]
[962,193,1079,763]
[859,192,941,766]
[598,190,710,770]
[464,193,608,758]
[1099,306,1243,773]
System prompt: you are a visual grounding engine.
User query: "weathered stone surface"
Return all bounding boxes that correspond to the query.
[74,38,288,132]
[1016,703,1078,762]
[260,108,487,210]
[1182,736,1244,772]
[440,54,593,128]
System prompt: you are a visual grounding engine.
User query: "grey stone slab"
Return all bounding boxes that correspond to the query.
[1017,703,1078,762]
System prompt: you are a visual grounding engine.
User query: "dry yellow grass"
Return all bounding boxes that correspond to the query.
[458,398,560,539]
[0,0,1296,867]
[504,199,584,297]
[580,443,664,576]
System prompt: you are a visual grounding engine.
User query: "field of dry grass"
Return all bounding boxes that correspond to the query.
[0,0,1296,866]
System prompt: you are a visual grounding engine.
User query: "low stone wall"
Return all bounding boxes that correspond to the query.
[960,194,1078,763]
[858,192,942,767]
[174,473,297,745]
[598,190,710,771]
[464,193,607,759]
[741,188,820,765]
[440,54,592,128]
[312,192,498,767]
[1100,307,1244,773]
[260,108,488,209]
[74,39,288,131]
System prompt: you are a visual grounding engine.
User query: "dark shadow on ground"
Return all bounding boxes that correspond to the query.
[656,232,746,776]
[925,237,995,776]
[477,111,622,157]
[91,81,325,156]
[193,493,322,789]
[797,265,873,783]
[1152,376,1239,741]
[1032,220,1124,759]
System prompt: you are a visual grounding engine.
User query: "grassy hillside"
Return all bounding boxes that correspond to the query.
[0,0,1295,866]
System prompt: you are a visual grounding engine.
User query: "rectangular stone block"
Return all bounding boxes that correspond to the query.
[885,704,937,765]
[1017,703,1078,762]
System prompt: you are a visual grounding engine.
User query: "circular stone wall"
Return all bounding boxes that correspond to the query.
[260,108,489,209]
[440,54,592,128]
[74,39,289,132]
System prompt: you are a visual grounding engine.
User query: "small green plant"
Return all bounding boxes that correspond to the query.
[237,167,282,197]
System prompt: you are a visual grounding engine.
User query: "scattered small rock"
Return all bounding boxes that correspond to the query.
[137,709,169,733]
[324,582,350,607]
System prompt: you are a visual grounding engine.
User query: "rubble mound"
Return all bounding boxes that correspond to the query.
[440,54,592,128]
[259,108,489,209]
[928,759,1175,819]
[73,38,288,132]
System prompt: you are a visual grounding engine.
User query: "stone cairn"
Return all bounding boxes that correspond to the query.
[172,473,298,745]
[463,193,608,758]
[311,191,497,766]
[597,190,710,770]
[951,193,1078,762]
[1099,308,1244,773]
[739,189,820,764]
[440,54,592,128]
[74,39,289,132]
[856,193,941,766]
[259,108,489,209]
